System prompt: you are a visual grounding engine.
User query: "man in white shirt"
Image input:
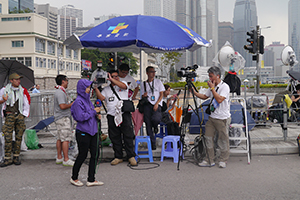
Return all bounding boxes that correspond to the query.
[192,66,231,168]
[96,70,137,166]
[118,63,139,100]
[140,66,165,150]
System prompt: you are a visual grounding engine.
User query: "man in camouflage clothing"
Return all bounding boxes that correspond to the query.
[0,73,30,167]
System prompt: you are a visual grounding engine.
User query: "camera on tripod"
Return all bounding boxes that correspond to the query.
[177,64,199,78]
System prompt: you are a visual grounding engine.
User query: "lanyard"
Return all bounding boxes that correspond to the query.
[147,79,155,95]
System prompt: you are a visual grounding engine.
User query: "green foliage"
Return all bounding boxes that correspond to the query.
[249,83,288,88]
[9,7,32,13]
[166,81,208,89]
[159,52,182,81]
[81,49,139,74]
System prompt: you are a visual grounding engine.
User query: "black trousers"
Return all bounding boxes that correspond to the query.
[72,130,99,182]
[107,112,135,159]
[143,103,162,144]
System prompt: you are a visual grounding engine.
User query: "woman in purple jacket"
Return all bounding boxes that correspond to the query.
[70,79,103,187]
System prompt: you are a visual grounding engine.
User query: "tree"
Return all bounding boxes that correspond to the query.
[155,52,182,82]
[81,49,139,74]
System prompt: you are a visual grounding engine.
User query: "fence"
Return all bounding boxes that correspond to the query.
[0,89,298,143]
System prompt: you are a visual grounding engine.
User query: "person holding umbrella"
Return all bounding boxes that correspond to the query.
[0,73,30,167]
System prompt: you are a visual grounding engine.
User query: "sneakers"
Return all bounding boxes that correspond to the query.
[56,158,63,165]
[13,156,21,165]
[63,159,74,167]
[111,158,123,165]
[219,162,226,168]
[128,157,137,166]
[70,179,84,187]
[198,160,215,167]
[0,159,13,168]
[86,181,104,187]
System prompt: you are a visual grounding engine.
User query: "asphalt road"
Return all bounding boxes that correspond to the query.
[1,154,300,200]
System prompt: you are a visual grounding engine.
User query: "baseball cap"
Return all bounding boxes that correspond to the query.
[9,73,23,80]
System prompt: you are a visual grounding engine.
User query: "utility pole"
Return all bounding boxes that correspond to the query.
[256,25,260,94]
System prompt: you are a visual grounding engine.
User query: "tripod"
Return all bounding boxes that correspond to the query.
[177,77,210,170]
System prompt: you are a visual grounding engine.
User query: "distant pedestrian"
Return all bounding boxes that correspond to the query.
[32,84,40,93]
[53,75,74,167]
[70,79,104,187]
[0,73,31,167]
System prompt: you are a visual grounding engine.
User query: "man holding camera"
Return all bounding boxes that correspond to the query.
[95,70,137,166]
[192,66,231,168]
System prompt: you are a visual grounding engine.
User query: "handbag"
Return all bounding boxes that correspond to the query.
[110,84,135,113]
[137,81,149,113]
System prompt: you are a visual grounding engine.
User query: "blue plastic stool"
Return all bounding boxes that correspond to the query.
[134,136,153,162]
[160,135,183,163]
[155,122,168,139]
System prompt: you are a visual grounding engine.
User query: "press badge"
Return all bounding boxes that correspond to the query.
[108,97,114,102]
[151,96,155,101]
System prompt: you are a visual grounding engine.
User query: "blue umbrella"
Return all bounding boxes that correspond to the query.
[64,15,211,53]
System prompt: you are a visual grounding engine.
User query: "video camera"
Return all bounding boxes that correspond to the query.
[91,67,107,86]
[177,64,199,78]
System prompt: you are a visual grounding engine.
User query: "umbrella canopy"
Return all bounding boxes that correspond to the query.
[0,60,35,89]
[287,70,300,82]
[64,15,211,53]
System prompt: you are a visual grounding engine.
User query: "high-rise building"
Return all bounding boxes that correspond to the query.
[58,5,83,40]
[94,14,120,26]
[233,0,258,68]
[218,22,234,50]
[288,0,300,71]
[144,0,218,70]
[144,0,176,20]
[264,42,286,77]
[34,3,58,38]
[0,0,9,14]
[8,0,33,12]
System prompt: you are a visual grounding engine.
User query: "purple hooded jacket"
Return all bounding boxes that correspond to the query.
[71,79,98,136]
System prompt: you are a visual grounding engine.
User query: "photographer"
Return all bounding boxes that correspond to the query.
[95,70,137,166]
[191,66,231,168]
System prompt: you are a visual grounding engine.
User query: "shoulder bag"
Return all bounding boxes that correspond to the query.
[110,84,135,113]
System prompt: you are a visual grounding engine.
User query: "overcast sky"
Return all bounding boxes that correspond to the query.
[34,0,289,46]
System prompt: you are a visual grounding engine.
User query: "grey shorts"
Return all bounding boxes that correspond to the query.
[55,117,72,142]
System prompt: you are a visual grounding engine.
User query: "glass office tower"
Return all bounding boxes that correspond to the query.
[9,0,34,12]
[233,0,257,68]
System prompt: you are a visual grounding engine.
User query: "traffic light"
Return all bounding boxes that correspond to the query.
[117,56,125,67]
[244,30,257,54]
[109,52,115,67]
[259,35,264,54]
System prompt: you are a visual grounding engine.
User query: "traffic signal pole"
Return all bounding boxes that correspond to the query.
[256,25,260,94]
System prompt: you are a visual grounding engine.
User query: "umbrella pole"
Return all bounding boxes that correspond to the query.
[139,49,144,136]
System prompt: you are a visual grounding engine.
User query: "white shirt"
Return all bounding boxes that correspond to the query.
[101,81,128,116]
[140,79,165,106]
[205,80,231,119]
[119,75,137,91]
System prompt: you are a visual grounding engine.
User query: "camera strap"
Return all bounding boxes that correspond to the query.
[208,86,220,107]
[147,79,155,95]
[109,84,121,101]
